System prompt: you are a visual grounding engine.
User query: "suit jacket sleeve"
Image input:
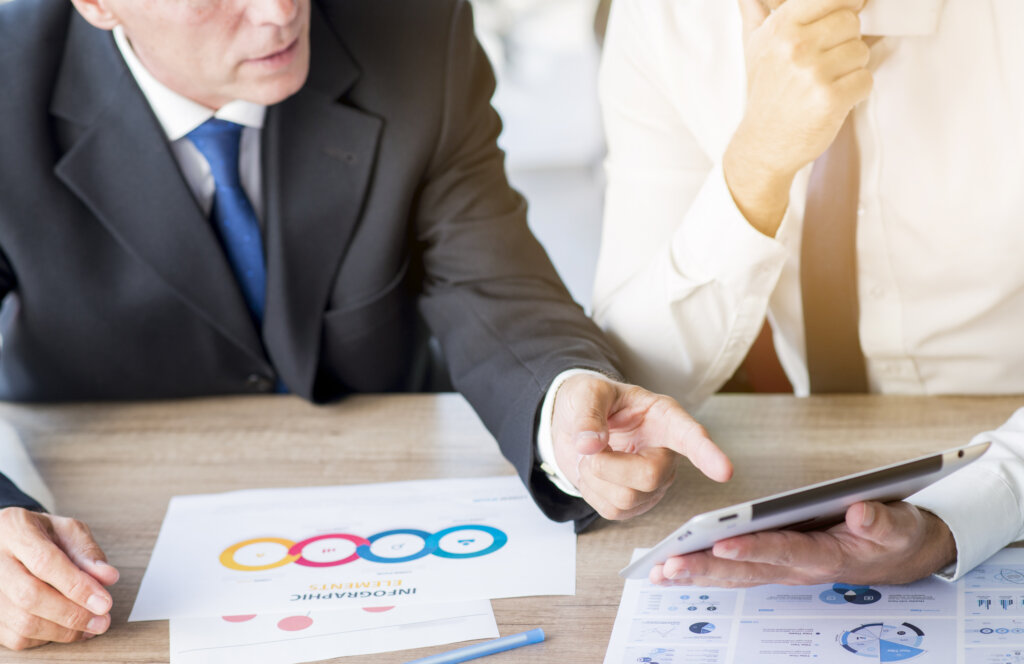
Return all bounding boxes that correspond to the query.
[413,0,621,526]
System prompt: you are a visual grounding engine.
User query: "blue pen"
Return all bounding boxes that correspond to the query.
[404,628,546,664]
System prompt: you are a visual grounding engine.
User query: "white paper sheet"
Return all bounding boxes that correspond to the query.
[169,600,497,664]
[605,548,1024,664]
[131,476,575,621]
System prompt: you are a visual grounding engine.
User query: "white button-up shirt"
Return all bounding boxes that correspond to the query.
[593,0,1024,578]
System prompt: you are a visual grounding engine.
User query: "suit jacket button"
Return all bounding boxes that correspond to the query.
[246,374,273,391]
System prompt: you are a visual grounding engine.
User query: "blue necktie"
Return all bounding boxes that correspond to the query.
[187,118,267,325]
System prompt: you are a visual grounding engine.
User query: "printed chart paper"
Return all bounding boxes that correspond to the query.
[131,476,575,621]
[605,548,1024,664]
[169,600,497,664]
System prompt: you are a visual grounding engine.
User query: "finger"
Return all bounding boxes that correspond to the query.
[642,404,733,483]
[7,525,113,618]
[661,550,791,587]
[738,0,770,40]
[782,0,865,26]
[818,38,871,80]
[710,529,844,574]
[832,66,874,107]
[51,518,120,586]
[0,623,46,651]
[558,376,616,455]
[577,464,666,520]
[805,8,862,50]
[845,501,914,548]
[585,447,676,493]
[0,555,109,636]
[0,591,87,644]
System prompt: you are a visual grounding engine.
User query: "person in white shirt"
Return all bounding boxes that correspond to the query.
[591,0,1024,587]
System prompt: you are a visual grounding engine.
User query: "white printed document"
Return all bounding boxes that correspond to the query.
[169,600,497,664]
[605,548,1024,663]
[130,476,575,621]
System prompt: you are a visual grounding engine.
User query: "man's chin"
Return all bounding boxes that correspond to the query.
[242,69,310,106]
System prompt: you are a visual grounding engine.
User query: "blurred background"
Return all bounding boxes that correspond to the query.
[472,0,607,311]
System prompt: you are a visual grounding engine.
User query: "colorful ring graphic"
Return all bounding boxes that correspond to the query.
[220,526,509,570]
[430,525,508,559]
[356,529,434,563]
[220,537,300,572]
[290,534,370,567]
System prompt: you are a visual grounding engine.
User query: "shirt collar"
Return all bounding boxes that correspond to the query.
[859,0,945,36]
[113,25,266,141]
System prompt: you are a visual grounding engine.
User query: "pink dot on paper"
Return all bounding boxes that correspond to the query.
[278,615,314,631]
[222,615,257,623]
[362,606,395,613]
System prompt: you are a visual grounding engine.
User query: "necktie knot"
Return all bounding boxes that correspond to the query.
[186,117,266,326]
[187,118,245,190]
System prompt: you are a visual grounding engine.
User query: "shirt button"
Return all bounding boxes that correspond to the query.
[246,374,274,392]
[857,206,867,218]
[870,285,885,298]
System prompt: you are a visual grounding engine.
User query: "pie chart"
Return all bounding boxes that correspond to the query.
[689,622,715,635]
[840,622,925,661]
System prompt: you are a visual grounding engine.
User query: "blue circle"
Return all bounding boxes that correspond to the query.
[356,529,434,563]
[429,525,508,559]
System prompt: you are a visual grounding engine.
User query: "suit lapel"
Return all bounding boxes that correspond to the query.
[50,15,270,369]
[262,6,383,398]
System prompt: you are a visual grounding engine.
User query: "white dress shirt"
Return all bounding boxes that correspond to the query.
[593,0,1024,578]
[112,26,266,220]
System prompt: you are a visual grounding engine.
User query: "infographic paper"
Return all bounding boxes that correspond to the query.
[169,600,496,664]
[605,548,1024,664]
[131,476,575,621]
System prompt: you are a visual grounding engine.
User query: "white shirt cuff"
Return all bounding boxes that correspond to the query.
[536,369,608,498]
[907,409,1024,581]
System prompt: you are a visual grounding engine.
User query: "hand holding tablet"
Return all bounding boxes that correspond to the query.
[622,441,990,587]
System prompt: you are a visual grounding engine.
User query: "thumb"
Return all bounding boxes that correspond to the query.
[53,518,120,586]
[845,501,904,546]
[563,376,616,456]
[738,0,769,39]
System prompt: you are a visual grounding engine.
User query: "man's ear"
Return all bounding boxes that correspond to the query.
[68,0,120,31]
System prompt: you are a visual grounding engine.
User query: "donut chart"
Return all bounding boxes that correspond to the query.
[840,622,926,661]
[821,584,882,606]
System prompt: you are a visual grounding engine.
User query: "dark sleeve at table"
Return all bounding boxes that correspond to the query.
[412,0,622,527]
[0,471,46,513]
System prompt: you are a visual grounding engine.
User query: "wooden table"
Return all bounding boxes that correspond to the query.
[0,394,1019,663]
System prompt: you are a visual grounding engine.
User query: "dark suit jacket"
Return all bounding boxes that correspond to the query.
[0,0,621,525]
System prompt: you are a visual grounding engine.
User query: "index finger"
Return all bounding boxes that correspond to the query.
[9,533,112,617]
[645,403,733,482]
[711,528,843,571]
[780,0,866,25]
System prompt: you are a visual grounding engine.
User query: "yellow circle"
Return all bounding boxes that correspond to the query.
[220,537,299,571]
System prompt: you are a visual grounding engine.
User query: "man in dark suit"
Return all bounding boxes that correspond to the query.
[0,0,734,650]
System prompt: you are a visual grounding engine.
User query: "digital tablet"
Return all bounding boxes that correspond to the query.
[619,441,991,580]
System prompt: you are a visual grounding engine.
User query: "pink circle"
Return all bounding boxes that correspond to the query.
[362,606,395,613]
[222,614,257,623]
[278,615,314,631]
[289,534,370,567]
